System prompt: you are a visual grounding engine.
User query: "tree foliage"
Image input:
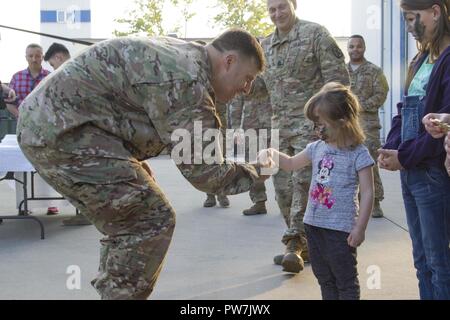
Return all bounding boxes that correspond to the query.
[113,0,196,37]
[212,0,272,38]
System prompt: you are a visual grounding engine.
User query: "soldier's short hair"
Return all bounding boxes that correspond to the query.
[44,43,71,61]
[26,43,43,52]
[211,28,266,72]
[349,35,366,46]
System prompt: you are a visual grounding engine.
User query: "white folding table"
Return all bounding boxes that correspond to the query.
[0,135,58,239]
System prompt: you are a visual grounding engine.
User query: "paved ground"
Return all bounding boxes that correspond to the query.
[0,156,419,300]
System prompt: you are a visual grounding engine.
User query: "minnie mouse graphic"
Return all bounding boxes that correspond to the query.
[310,155,336,209]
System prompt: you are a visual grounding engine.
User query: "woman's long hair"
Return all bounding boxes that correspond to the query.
[402,0,450,88]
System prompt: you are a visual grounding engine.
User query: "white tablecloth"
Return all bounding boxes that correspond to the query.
[0,135,34,172]
[0,135,71,209]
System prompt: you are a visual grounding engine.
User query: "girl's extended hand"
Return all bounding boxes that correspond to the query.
[257,148,275,168]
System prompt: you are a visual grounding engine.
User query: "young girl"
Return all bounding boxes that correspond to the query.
[259,82,374,300]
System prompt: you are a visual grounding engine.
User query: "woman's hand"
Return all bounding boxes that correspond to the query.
[423,113,450,138]
[377,149,403,171]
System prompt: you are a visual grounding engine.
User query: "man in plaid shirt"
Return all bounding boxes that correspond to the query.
[7,43,57,215]
[7,43,50,118]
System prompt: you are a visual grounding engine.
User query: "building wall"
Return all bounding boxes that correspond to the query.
[40,0,92,68]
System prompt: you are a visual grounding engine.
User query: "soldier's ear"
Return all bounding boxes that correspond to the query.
[224,54,237,71]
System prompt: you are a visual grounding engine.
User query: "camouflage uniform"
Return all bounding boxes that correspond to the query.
[17,37,262,300]
[261,19,350,247]
[229,76,272,204]
[347,59,389,203]
[204,101,229,203]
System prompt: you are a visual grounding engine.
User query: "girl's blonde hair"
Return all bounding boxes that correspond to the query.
[304,82,366,149]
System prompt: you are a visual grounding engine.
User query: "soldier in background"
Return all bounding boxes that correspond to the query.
[44,42,71,70]
[229,76,272,215]
[347,35,389,218]
[203,100,231,208]
[17,29,267,300]
[262,0,350,273]
[199,38,231,209]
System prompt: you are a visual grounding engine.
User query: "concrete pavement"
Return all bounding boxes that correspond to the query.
[0,156,419,300]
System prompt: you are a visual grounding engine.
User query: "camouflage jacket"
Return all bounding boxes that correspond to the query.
[229,76,272,130]
[261,18,349,137]
[17,37,260,195]
[347,59,389,131]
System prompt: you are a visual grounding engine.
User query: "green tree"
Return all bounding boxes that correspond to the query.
[212,0,272,38]
[172,0,196,38]
[113,0,197,37]
[114,0,167,37]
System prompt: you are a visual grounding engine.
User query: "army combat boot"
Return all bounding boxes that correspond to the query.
[217,195,230,208]
[281,238,304,273]
[242,201,267,216]
[63,214,92,226]
[203,194,216,207]
[274,249,309,265]
[372,200,384,218]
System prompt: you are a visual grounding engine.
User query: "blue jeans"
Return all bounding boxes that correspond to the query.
[400,167,450,299]
[400,95,450,299]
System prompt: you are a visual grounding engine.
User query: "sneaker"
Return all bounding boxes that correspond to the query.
[47,207,59,215]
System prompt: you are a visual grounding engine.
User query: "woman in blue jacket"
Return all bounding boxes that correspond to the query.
[378,0,450,300]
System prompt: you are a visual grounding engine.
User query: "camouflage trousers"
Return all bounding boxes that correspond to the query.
[249,180,267,203]
[272,134,312,248]
[246,142,268,204]
[20,145,175,300]
[233,140,268,204]
[364,135,384,202]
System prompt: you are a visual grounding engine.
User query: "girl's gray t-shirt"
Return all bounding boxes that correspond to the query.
[304,140,374,233]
